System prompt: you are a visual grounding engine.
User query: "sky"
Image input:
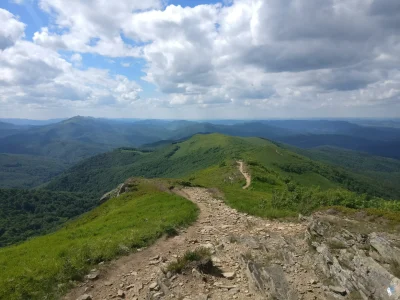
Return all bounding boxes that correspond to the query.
[0,0,399,120]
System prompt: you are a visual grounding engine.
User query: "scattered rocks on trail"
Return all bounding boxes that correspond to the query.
[329,286,347,296]
[222,271,236,279]
[66,187,319,300]
[117,289,125,298]
[85,270,99,281]
[66,183,400,300]
[77,294,92,300]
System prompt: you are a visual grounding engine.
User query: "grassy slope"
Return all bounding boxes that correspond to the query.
[182,135,400,218]
[186,137,304,218]
[0,179,198,300]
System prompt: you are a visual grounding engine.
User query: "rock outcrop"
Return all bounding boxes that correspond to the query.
[99,180,139,204]
[307,215,400,299]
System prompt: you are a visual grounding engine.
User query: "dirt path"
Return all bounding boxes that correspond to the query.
[66,172,325,300]
[237,161,251,189]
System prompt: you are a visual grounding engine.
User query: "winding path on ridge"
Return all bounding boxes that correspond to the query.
[237,160,251,189]
[65,163,324,300]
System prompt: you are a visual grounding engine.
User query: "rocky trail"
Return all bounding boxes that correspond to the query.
[66,163,400,300]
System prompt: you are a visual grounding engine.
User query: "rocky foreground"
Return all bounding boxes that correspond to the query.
[66,187,400,300]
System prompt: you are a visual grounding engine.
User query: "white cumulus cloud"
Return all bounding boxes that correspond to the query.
[0,8,25,50]
[2,0,400,118]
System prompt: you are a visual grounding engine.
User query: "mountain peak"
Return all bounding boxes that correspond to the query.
[63,116,95,123]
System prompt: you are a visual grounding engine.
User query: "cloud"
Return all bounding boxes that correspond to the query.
[2,0,400,118]
[33,0,163,57]
[369,0,400,29]
[120,0,400,110]
[0,30,142,112]
[70,53,82,65]
[33,27,67,50]
[0,8,25,50]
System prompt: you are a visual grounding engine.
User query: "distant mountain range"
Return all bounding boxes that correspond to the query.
[0,118,66,126]
[0,116,399,189]
[0,116,172,163]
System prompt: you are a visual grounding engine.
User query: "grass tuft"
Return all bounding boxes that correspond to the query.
[167,247,212,274]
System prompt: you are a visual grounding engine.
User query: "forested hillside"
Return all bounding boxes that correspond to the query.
[0,116,171,163]
[0,153,68,188]
[45,140,226,196]
[0,189,97,247]
[0,121,27,138]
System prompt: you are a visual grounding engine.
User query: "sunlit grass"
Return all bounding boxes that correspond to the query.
[0,180,198,300]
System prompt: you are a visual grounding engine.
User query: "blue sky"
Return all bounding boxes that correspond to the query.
[0,0,399,119]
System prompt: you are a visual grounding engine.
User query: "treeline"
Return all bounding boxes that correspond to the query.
[47,145,226,196]
[0,189,97,247]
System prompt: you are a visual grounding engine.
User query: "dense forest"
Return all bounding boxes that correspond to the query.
[0,189,97,247]
[0,153,68,188]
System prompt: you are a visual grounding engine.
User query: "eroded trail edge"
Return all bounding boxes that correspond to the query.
[66,187,326,300]
[237,160,251,189]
